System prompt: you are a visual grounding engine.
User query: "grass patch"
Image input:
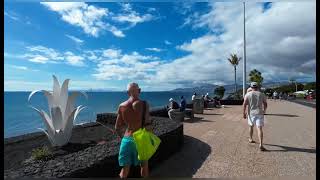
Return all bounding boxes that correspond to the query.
[295,93,305,98]
[31,146,53,161]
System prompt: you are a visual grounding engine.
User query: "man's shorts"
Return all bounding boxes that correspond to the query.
[248,114,264,127]
[118,136,140,167]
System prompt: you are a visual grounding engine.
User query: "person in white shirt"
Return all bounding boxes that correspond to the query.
[243,82,268,151]
[273,91,278,101]
[191,93,197,101]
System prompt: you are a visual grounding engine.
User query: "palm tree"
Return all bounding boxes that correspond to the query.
[289,78,297,92]
[228,54,241,93]
[249,69,264,87]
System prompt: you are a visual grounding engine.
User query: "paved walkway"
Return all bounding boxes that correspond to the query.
[150,100,316,178]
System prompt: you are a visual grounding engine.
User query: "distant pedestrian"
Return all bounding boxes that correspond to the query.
[273,91,278,101]
[204,93,212,101]
[243,82,268,151]
[284,92,288,100]
[167,98,180,120]
[180,96,186,112]
[279,92,283,101]
[191,93,197,101]
[213,96,222,107]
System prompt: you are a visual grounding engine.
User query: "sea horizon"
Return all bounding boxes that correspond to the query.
[4,91,197,138]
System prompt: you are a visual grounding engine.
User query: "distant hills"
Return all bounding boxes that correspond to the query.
[171,83,241,95]
[170,81,297,95]
[171,83,219,93]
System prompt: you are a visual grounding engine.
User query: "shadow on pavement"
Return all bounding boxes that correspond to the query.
[203,113,224,115]
[151,135,211,177]
[184,117,214,123]
[264,144,316,153]
[287,99,316,109]
[264,113,299,117]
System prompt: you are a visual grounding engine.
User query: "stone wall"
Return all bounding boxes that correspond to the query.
[4,122,110,171]
[4,108,183,178]
[220,100,244,105]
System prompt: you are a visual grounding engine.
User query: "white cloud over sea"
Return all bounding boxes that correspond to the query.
[4,2,316,91]
[41,2,157,38]
[143,2,316,89]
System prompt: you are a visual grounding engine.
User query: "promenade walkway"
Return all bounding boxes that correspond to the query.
[150,100,316,178]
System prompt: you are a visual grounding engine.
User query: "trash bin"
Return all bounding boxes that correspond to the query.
[193,98,204,114]
[168,109,185,122]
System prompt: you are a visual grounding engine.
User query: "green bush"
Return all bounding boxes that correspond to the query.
[304,82,316,90]
[31,146,53,161]
[214,86,226,99]
[295,93,305,98]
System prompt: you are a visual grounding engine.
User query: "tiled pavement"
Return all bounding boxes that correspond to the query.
[150,100,316,178]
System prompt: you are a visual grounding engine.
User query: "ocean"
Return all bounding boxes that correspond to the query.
[4,91,195,138]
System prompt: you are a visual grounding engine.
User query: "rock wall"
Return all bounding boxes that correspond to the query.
[4,122,107,170]
[4,108,183,178]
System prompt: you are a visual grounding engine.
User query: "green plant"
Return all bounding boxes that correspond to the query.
[228,53,241,93]
[304,82,316,91]
[214,86,226,99]
[295,93,305,98]
[249,69,264,86]
[31,146,53,161]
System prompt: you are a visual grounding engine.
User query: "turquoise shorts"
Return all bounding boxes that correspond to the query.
[118,136,140,167]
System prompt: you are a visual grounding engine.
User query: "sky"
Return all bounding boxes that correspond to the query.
[4,1,316,91]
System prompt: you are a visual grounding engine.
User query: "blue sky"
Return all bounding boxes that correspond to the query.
[4,1,316,91]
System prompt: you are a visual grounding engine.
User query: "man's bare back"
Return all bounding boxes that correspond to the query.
[116,82,152,178]
[116,98,150,137]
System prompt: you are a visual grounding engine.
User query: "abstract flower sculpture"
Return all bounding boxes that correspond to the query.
[28,75,88,146]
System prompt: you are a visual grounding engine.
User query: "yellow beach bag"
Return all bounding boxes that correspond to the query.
[133,128,161,161]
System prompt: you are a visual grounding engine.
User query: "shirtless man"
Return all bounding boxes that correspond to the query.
[115,82,152,178]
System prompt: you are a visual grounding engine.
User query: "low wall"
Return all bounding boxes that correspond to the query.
[4,108,183,178]
[4,122,108,171]
[220,100,244,105]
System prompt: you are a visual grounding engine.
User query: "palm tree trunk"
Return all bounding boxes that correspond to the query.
[234,66,237,93]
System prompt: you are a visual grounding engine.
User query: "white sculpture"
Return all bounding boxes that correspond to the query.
[28,75,88,146]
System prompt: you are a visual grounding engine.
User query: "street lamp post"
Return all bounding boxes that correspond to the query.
[289,78,298,92]
[242,1,247,98]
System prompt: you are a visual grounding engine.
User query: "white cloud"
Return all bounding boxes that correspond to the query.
[7,64,40,72]
[23,54,50,64]
[164,40,172,45]
[145,2,316,89]
[10,65,28,70]
[92,50,161,80]
[102,49,122,58]
[23,46,63,64]
[41,2,157,38]
[27,46,64,60]
[4,80,51,91]
[4,78,121,91]
[4,52,18,59]
[112,3,154,28]
[4,11,19,21]
[41,2,124,37]
[22,45,86,67]
[65,34,84,44]
[64,51,85,66]
[145,48,164,52]
[84,50,98,61]
[148,7,156,12]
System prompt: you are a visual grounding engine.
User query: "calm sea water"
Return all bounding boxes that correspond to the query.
[4,91,195,138]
